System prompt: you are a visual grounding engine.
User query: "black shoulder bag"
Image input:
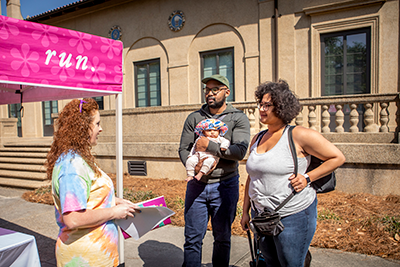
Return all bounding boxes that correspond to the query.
[250,197,293,236]
[287,126,336,193]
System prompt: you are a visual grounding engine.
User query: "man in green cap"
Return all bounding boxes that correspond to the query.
[179,74,250,267]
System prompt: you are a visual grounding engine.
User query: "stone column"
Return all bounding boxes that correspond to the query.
[0,118,18,146]
[6,0,23,19]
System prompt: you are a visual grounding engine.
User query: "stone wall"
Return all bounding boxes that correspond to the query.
[90,104,400,196]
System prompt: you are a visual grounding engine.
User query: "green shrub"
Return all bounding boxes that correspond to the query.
[318,208,341,221]
[35,185,51,195]
[123,188,157,203]
[236,205,243,218]
[169,196,185,210]
[379,215,400,236]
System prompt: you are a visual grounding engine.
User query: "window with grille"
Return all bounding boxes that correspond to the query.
[321,28,371,131]
[8,104,22,137]
[92,97,104,110]
[135,59,161,107]
[321,28,370,96]
[200,48,234,102]
[42,100,58,136]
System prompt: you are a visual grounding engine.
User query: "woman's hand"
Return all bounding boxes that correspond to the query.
[241,212,251,231]
[115,197,135,206]
[289,173,308,192]
[114,197,141,220]
[241,175,252,231]
[62,198,141,229]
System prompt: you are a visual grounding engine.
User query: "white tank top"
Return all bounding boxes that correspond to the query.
[246,126,316,217]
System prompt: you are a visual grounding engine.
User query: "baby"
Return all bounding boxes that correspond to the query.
[186,118,230,181]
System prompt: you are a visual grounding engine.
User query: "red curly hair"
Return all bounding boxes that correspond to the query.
[46,98,101,180]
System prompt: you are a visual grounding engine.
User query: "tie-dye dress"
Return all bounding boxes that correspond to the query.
[51,152,119,267]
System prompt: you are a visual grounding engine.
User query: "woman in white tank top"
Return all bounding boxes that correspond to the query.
[240,80,345,267]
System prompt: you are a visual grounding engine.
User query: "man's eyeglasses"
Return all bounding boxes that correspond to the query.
[257,102,274,111]
[203,86,226,95]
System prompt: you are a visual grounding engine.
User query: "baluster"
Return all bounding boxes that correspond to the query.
[396,99,400,136]
[295,107,303,126]
[308,105,317,130]
[349,104,359,133]
[248,108,257,135]
[335,104,344,133]
[363,103,378,132]
[379,102,389,133]
[321,105,330,133]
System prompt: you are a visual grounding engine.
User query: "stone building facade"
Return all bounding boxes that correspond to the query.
[0,0,399,195]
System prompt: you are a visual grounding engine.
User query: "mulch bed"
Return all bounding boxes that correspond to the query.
[22,174,400,260]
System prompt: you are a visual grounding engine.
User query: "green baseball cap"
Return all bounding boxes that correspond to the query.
[202,74,230,89]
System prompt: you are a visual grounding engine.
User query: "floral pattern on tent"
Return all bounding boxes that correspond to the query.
[0,15,123,105]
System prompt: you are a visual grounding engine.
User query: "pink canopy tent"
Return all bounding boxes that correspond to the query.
[0,15,126,263]
[0,15,122,103]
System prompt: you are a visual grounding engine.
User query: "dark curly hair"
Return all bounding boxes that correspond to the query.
[255,79,301,124]
[45,98,100,180]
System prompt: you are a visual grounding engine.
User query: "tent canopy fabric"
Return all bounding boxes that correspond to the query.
[0,15,123,105]
[0,14,126,263]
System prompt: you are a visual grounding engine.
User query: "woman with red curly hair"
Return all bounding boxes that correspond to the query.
[46,98,139,267]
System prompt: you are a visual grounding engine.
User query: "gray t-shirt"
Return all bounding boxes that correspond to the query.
[246,126,316,217]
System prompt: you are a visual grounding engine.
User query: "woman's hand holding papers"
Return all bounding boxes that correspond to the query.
[115,197,141,220]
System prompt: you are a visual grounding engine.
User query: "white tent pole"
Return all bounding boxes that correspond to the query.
[116,93,124,266]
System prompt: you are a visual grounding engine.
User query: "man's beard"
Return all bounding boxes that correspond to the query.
[207,95,226,109]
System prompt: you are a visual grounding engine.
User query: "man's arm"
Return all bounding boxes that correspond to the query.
[178,115,196,166]
[207,113,250,161]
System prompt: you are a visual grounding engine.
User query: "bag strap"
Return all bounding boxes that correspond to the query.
[274,126,298,212]
[275,191,295,212]
[255,129,268,145]
[250,131,266,215]
[288,126,298,176]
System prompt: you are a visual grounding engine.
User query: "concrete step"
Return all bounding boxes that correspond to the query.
[0,142,50,190]
[3,143,51,147]
[0,157,45,165]
[0,163,46,172]
[0,169,47,181]
[3,138,52,148]
[0,177,50,190]
[0,152,48,158]
[0,147,50,153]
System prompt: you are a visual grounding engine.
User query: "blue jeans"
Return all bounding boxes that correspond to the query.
[182,175,239,267]
[258,197,317,267]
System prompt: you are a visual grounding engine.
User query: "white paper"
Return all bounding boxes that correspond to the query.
[116,206,175,240]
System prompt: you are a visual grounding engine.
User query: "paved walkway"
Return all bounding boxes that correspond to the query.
[0,187,399,267]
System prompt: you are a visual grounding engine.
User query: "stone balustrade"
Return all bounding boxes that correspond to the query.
[2,93,400,144]
[233,93,400,137]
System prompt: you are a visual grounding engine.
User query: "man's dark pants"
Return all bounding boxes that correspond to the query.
[182,175,239,267]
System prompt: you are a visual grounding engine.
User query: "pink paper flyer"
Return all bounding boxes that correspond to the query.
[120,196,173,239]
